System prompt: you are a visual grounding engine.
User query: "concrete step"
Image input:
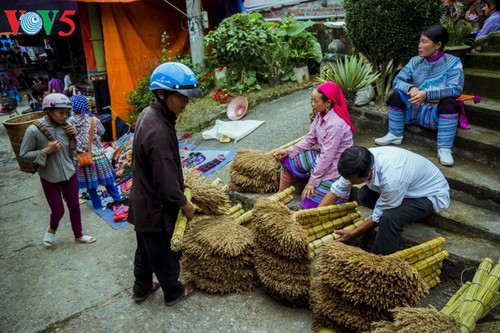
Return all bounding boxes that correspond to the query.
[350,106,500,168]
[464,52,500,71]
[463,68,500,99]
[354,131,500,212]
[463,96,500,131]
[425,200,500,243]
[480,44,500,52]
[404,124,500,168]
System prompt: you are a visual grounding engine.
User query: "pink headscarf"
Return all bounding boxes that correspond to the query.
[317,81,356,134]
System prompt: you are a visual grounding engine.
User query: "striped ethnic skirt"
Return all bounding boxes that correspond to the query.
[280,149,348,209]
[76,153,117,190]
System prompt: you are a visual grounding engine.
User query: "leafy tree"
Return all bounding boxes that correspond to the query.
[343,0,440,103]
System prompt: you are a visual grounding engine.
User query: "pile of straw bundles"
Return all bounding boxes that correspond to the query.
[311,241,429,332]
[390,237,449,289]
[183,168,230,215]
[228,148,280,193]
[252,198,311,307]
[370,257,500,333]
[182,215,258,294]
[251,200,364,307]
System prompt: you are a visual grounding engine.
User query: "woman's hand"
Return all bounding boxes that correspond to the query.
[273,149,289,161]
[301,184,315,199]
[45,140,61,154]
[63,123,77,138]
[408,89,427,106]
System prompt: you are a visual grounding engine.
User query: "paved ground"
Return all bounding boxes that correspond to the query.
[0,90,493,333]
[0,90,315,333]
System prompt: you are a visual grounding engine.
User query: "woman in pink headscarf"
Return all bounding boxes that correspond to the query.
[273,81,355,208]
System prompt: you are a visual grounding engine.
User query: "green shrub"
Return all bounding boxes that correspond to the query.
[270,16,322,66]
[205,12,272,92]
[320,55,380,105]
[343,0,440,103]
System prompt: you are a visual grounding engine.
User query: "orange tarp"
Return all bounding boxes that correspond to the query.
[98,1,189,123]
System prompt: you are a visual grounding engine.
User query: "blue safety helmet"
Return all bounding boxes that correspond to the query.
[149,62,202,98]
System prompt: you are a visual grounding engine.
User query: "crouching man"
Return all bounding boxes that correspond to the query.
[318,146,450,255]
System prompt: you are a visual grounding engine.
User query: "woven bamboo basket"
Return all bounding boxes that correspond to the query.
[3,111,44,173]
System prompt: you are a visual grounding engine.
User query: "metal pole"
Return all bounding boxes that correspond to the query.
[186,0,205,70]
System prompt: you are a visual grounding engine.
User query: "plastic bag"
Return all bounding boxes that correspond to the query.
[354,85,375,106]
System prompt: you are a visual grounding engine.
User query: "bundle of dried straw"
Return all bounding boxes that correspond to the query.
[183,168,230,215]
[182,216,258,294]
[252,199,311,307]
[311,241,429,332]
[228,148,281,193]
[370,306,459,333]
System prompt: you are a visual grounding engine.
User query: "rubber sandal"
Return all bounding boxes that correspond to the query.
[132,282,160,303]
[43,231,55,247]
[165,283,198,306]
[75,235,96,244]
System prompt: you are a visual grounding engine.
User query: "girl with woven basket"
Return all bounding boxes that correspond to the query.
[67,94,122,210]
[19,93,96,247]
[273,81,355,209]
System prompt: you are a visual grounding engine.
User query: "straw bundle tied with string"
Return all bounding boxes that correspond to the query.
[183,168,230,215]
[228,149,281,193]
[254,248,311,281]
[252,199,308,259]
[181,215,258,294]
[228,136,304,194]
[183,234,253,267]
[252,199,311,306]
[316,241,429,310]
[370,306,460,333]
[310,277,390,333]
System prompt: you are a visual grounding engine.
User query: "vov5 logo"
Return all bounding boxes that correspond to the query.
[3,9,76,36]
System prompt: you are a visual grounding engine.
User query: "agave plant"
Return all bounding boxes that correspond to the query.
[320,55,380,105]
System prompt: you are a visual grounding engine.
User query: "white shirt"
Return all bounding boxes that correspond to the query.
[63,74,72,90]
[330,147,450,222]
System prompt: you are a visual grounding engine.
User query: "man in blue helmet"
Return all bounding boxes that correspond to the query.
[128,62,202,306]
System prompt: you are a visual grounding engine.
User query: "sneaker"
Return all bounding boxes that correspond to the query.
[374,132,403,145]
[438,148,454,166]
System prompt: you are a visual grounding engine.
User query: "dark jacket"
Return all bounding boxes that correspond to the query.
[128,101,186,232]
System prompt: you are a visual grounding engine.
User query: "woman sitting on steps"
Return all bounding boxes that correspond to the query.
[273,81,355,209]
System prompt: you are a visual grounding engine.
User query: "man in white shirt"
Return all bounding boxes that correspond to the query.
[63,72,72,96]
[319,146,450,255]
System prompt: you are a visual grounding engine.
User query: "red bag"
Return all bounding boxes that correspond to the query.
[76,152,94,166]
